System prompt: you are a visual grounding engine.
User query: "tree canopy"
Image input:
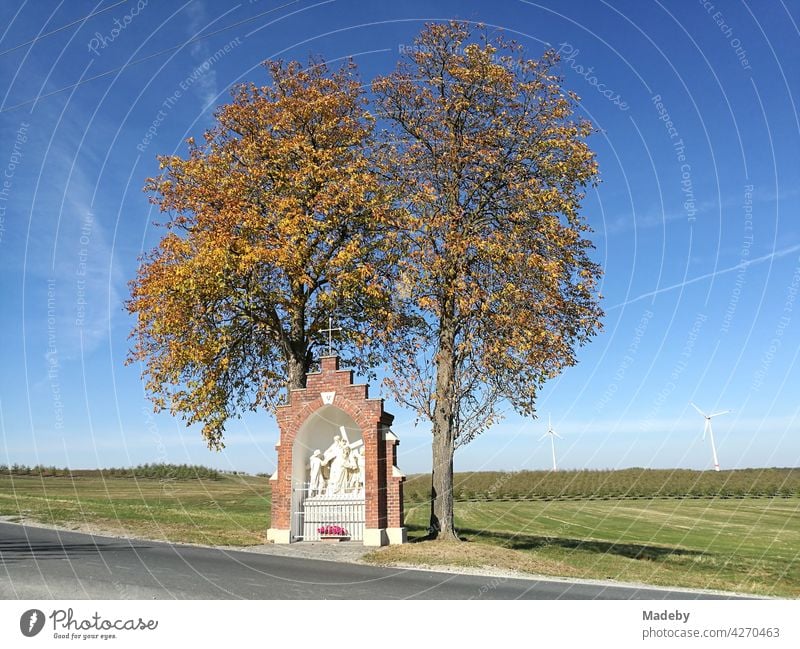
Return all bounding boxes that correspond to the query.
[373,22,603,538]
[127,23,603,541]
[127,59,393,448]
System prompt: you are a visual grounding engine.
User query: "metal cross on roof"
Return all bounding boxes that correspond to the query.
[320,315,341,356]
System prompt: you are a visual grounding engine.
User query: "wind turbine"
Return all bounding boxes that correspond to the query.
[690,403,729,472]
[539,414,562,472]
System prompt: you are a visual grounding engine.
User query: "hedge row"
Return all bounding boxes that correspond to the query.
[404,468,800,502]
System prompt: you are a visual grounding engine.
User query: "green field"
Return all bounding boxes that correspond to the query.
[1,469,798,596]
[0,472,270,546]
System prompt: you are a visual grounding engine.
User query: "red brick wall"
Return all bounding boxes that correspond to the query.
[385,435,406,528]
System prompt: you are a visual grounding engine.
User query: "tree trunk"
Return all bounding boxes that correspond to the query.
[286,351,307,391]
[430,422,457,540]
[285,297,309,392]
[429,305,459,541]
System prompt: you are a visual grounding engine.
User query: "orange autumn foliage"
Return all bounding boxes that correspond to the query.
[127,22,603,543]
[372,22,603,537]
[127,59,394,448]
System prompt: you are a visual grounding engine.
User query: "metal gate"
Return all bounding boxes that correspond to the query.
[292,483,365,541]
[291,482,308,542]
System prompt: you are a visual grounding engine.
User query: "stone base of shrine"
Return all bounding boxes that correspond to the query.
[363,528,388,546]
[386,527,407,545]
[360,528,406,546]
[266,528,291,544]
[267,526,406,546]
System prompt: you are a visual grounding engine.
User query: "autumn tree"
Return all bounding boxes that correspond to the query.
[373,22,603,539]
[127,59,393,448]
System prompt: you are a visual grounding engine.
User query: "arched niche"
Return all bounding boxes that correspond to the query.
[291,404,362,487]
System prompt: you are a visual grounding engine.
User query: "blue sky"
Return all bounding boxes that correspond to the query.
[0,0,798,475]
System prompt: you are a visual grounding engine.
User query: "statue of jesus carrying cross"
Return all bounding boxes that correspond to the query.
[321,426,363,495]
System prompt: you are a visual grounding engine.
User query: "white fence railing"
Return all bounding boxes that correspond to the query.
[293,483,365,541]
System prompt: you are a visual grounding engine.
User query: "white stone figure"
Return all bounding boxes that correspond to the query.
[342,445,359,492]
[308,449,326,497]
[343,445,365,493]
[354,446,365,493]
[322,435,347,495]
[336,445,354,494]
[319,429,365,496]
[322,435,341,468]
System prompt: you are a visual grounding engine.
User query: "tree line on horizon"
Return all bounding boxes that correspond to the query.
[2,463,797,499]
[0,463,223,480]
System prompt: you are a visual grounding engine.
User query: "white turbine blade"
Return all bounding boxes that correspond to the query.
[690,402,706,417]
[709,410,730,418]
[538,433,549,442]
[553,432,563,439]
[702,420,709,441]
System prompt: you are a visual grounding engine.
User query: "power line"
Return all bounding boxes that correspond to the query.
[0,0,302,114]
[0,0,131,58]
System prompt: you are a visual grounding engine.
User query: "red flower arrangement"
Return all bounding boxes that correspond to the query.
[317,525,348,536]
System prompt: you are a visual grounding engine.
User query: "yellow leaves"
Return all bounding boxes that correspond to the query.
[128,23,603,455]
[371,21,603,432]
[127,54,401,449]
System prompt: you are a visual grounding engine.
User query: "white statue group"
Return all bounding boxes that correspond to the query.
[308,426,365,497]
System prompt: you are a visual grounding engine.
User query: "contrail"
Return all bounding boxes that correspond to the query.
[608,243,800,310]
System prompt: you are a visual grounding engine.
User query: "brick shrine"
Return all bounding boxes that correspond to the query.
[266,355,406,546]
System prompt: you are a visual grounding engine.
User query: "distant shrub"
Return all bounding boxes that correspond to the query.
[126,463,220,480]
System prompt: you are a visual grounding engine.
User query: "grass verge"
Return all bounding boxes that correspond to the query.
[364,498,800,597]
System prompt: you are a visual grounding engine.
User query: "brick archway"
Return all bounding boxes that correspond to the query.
[267,356,406,546]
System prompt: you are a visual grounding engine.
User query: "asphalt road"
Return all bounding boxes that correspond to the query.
[0,522,737,599]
